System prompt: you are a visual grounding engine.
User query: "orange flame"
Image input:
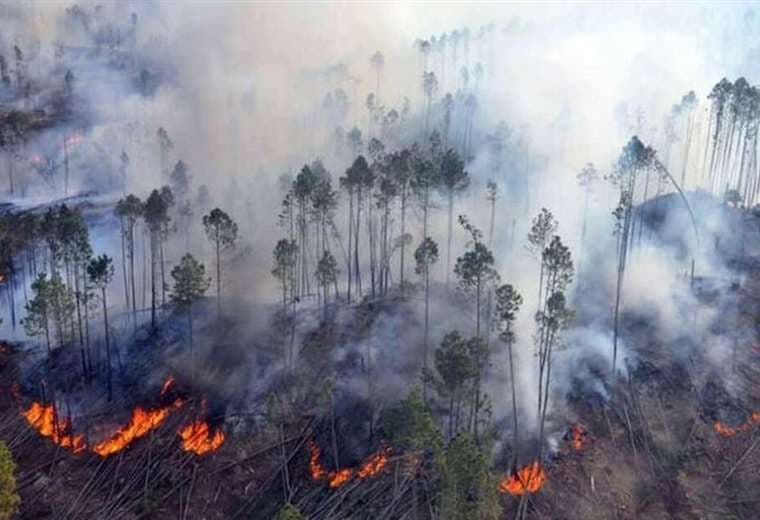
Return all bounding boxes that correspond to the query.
[22,402,87,453]
[178,421,225,455]
[356,447,391,478]
[569,423,586,450]
[498,460,547,496]
[713,411,760,437]
[308,441,390,488]
[93,399,183,457]
[309,441,328,480]
[329,468,354,488]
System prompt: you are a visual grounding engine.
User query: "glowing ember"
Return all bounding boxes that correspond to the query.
[93,399,183,457]
[308,441,391,488]
[160,376,175,396]
[713,411,760,437]
[23,402,87,453]
[569,423,586,450]
[356,447,391,478]
[329,468,354,488]
[309,441,328,480]
[178,421,225,455]
[498,460,547,496]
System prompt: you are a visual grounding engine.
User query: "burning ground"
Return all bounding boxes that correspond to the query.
[0,196,759,519]
[3,2,760,519]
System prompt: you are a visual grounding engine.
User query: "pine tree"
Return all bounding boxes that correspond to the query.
[415,236,439,400]
[87,255,114,400]
[170,254,210,386]
[202,208,238,317]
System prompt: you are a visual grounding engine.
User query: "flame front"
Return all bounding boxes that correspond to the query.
[308,441,390,488]
[93,399,183,457]
[178,421,225,455]
[498,460,547,496]
[713,411,760,437]
[356,447,391,478]
[23,402,87,453]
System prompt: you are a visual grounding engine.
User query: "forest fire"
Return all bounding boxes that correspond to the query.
[498,460,547,496]
[308,441,391,488]
[713,412,760,437]
[93,399,184,457]
[569,423,587,450]
[22,402,87,454]
[178,420,225,455]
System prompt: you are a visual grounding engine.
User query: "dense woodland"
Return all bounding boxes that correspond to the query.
[0,3,759,519]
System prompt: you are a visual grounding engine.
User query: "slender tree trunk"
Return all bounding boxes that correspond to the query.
[150,230,157,330]
[120,217,130,314]
[473,277,482,438]
[347,191,353,302]
[507,335,519,468]
[188,305,195,387]
[160,233,166,307]
[355,187,362,297]
[130,222,137,328]
[423,262,430,402]
[400,192,407,292]
[446,190,453,288]
[215,229,221,318]
[102,288,112,401]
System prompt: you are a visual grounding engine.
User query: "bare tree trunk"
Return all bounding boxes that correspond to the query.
[400,192,407,292]
[508,335,519,468]
[347,190,353,302]
[446,190,453,288]
[215,229,221,318]
[102,288,112,401]
[120,217,130,314]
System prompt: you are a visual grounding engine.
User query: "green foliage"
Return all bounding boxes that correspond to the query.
[439,433,501,520]
[315,251,338,287]
[272,239,298,298]
[169,254,210,309]
[526,208,557,259]
[0,442,19,520]
[275,503,305,520]
[87,254,114,290]
[414,237,439,275]
[438,148,469,196]
[340,155,373,192]
[541,236,574,295]
[434,331,475,399]
[23,273,51,342]
[115,194,144,223]
[383,388,442,454]
[144,189,170,232]
[493,284,522,344]
[202,208,238,249]
[454,217,498,295]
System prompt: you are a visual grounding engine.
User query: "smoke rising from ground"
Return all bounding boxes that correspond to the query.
[3,0,760,456]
